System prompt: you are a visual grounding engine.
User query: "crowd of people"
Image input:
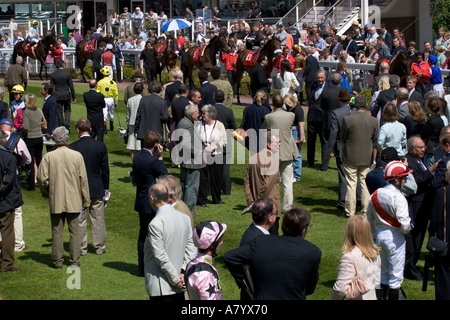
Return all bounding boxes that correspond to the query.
[1,3,450,302]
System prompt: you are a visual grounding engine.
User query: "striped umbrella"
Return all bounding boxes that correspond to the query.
[160,19,192,32]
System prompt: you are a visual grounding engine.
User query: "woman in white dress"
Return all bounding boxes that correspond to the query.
[276,59,299,98]
[126,82,144,159]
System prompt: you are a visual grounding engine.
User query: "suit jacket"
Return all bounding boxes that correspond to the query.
[170,95,190,127]
[405,153,433,204]
[198,82,217,109]
[244,149,281,216]
[321,83,342,132]
[92,48,104,73]
[262,109,299,161]
[307,81,325,123]
[174,116,205,170]
[340,110,378,166]
[144,204,197,297]
[210,79,234,108]
[165,80,182,104]
[37,146,90,214]
[71,136,110,199]
[214,103,237,130]
[304,55,319,83]
[132,149,168,214]
[50,68,76,102]
[0,101,9,120]
[240,223,267,246]
[328,104,355,157]
[83,89,105,127]
[42,95,58,135]
[372,87,396,118]
[251,64,271,96]
[408,89,425,109]
[223,234,322,300]
[345,39,358,58]
[330,42,343,58]
[431,152,450,190]
[135,94,169,139]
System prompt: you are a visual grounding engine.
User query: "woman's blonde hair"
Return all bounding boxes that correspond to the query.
[254,90,267,106]
[283,93,298,110]
[342,215,380,259]
[378,75,390,91]
[25,93,38,110]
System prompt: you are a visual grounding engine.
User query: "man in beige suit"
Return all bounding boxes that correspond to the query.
[262,94,299,215]
[244,131,281,234]
[37,126,90,269]
[340,95,378,218]
[210,66,233,108]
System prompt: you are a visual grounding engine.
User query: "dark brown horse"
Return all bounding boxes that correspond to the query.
[187,31,229,89]
[76,36,114,82]
[235,37,281,105]
[153,36,179,82]
[374,50,412,86]
[12,34,58,80]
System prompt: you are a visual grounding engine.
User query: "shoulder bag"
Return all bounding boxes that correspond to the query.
[345,252,370,300]
[426,186,448,257]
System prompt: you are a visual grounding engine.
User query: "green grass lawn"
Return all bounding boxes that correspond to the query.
[0,81,436,300]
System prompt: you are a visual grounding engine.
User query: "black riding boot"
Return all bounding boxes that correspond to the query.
[376,284,389,300]
[388,288,399,300]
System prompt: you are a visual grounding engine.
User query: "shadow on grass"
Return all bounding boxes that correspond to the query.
[111,161,132,168]
[103,261,141,277]
[296,196,341,216]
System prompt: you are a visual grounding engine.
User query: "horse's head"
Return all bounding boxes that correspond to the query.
[218,35,229,54]
[42,33,58,49]
[263,37,281,58]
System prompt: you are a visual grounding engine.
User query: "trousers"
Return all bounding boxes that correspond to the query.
[376,227,406,289]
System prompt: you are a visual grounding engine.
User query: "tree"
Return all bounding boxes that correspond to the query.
[430,0,450,37]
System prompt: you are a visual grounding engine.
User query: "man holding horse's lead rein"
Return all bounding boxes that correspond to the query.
[27,20,40,49]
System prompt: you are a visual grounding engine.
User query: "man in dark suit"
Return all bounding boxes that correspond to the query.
[372,74,400,119]
[320,72,342,171]
[198,68,217,110]
[379,24,393,51]
[372,61,390,95]
[303,45,319,105]
[170,84,190,128]
[92,42,105,82]
[328,88,356,211]
[330,35,344,60]
[164,69,183,105]
[345,31,358,59]
[306,70,326,168]
[131,130,168,276]
[40,83,58,144]
[238,197,277,300]
[406,75,425,109]
[213,89,237,195]
[50,60,76,130]
[250,54,272,98]
[134,80,169,141]
[224,207,322,300]
[404,136,438,281]
[71,118,109,256]
[83,80,106,141]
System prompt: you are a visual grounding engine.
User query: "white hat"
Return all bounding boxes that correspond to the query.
[274,49,282,54]
[106,43,113,50]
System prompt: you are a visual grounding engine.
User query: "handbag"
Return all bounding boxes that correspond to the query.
[39,108,47,130]
[290,74,298,91]
[345,252,370,300]
[426,186,448,257]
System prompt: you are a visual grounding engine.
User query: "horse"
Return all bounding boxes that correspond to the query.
[374,50,412,87]
[76,36,114,82]
[235,37,282,105]
[186,31,230,89]
[153,36,178,82]
[12,33,59,80]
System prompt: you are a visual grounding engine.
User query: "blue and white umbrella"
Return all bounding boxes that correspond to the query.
[160,19,192,32]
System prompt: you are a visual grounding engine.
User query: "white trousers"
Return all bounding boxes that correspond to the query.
[280,160,294,212]
[376,227,406,289]
[14,206,26,251]
[103,97,115,122]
